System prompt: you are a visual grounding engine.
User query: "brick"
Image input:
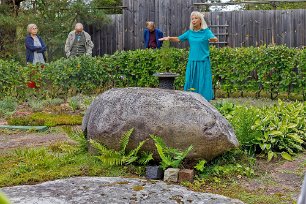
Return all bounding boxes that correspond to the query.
[178,169,194,183]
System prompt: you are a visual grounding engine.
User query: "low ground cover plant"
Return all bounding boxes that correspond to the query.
[7,112,82,127]
[214,99,306,161]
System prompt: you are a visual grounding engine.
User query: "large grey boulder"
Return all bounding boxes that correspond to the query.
[82,87,239,161]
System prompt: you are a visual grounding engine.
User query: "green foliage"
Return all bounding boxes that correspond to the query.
[28,99,45,112]
[68,96,81,112]
[0,144,126,187]
[213,101,235,119]
[158,41,176,72]
[0,46,304,101]
[41,56,111,98]
[210,45,304,99]
[28,98,64,112]
[7,113,83,127]
[299,49,306,100]
[215,99,306,161]
[44,98,65,107]
[256,46,298,99]
[138,152,154,165]
[0,59,25,99]
[0,192,10,204]
[62,126,88,153]
[194,160,207,173]
[216,102,262,155]
[150,135,193,170]
[90,128,150,167]
[1,0,117,61]
[252,99,306,161]
[0,97,18,117]
[196,149,255,179]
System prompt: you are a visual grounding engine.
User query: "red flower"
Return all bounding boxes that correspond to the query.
[27,81,37,88]
[41,64,45,69]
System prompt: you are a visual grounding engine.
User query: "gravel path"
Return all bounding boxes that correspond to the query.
[0,131,74,153]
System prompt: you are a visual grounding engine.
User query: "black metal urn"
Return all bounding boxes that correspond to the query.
[153,72,179,90]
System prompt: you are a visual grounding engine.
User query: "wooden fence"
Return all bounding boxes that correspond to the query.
[88,0,306,55]
[204,9,306,47]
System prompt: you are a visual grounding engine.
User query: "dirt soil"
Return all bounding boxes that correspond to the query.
[240,152,306,202]
[0,131,75,153]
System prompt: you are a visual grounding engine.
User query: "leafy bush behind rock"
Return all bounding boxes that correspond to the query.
[0,46,304,100]
[214,100,306,161]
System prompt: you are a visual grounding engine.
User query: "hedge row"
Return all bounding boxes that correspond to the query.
[210,46,305,99]
[0,45,304,100]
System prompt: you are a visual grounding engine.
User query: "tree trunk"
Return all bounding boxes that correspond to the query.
[1,0,25,8]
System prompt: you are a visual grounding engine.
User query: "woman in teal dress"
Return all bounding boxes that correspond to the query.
[159,11,218,101]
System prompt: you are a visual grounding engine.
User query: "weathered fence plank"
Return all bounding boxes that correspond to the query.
[89,0,306,55]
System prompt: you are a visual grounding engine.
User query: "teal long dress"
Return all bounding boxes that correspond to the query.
[178,28,215,101]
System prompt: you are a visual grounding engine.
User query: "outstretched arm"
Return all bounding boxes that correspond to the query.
[209,37,218,43]
[159,36,180,42]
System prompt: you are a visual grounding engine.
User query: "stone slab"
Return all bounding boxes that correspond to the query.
[1,177,245,204]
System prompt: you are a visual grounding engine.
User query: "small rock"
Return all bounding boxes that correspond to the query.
[146,166,164,180]
[178,169,194,183]
[164,168,180,183]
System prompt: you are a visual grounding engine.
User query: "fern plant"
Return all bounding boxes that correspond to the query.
[194,160,207,173]
[150,135,193,170]
[90,128,151,167]
[62,126,88,153]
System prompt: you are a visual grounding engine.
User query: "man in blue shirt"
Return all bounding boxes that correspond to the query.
[144,21,163,49]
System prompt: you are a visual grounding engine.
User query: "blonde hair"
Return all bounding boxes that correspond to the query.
[189,11,208,30]
[146,21,155,28]
[27,24,37,33]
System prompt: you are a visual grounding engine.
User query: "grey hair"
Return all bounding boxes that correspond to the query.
[189,11,208,30]
[75,23,84,29]
[27,24,37,33]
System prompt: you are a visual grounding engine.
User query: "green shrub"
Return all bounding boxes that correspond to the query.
[68,96,81,112]
[0,59,25,100]
[252,100,305,161]
[228,105,262,155]
[44,98,65,106]
[0,97,18,117]
[0,46,304,101]
[298,48,306,100]
[215,100,305,161]
[28,99,45,112]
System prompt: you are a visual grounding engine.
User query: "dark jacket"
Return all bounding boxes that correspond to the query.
[25,35,47,63]
[144,28,164,49]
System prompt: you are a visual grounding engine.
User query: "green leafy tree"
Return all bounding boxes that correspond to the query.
[0,0,122,62]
